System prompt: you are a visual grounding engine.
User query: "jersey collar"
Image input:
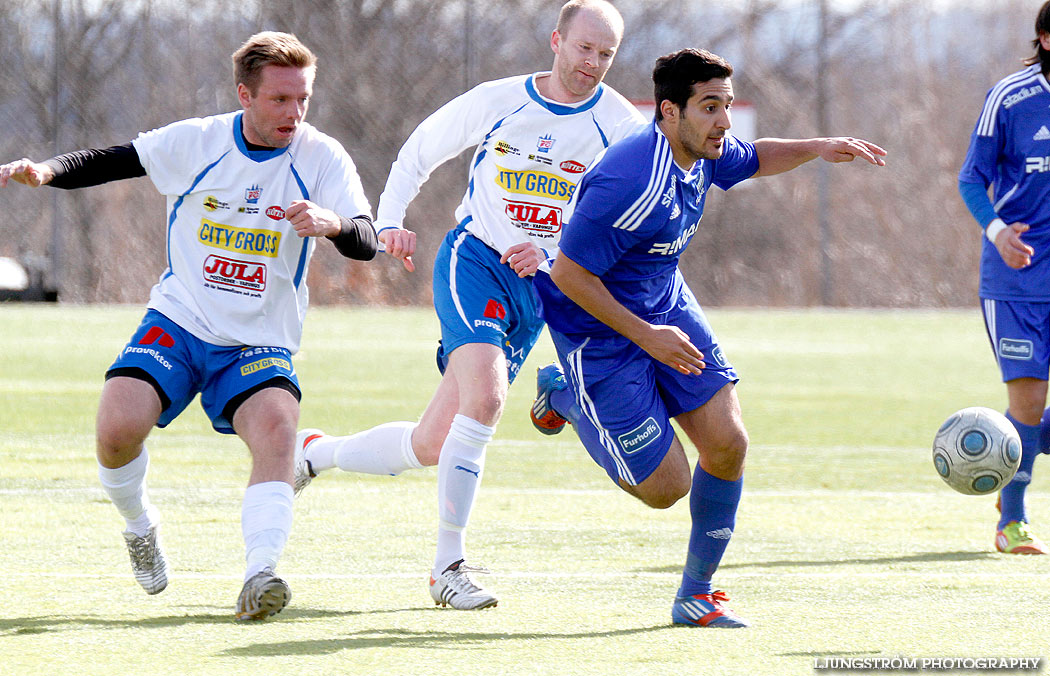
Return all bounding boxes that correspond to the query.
[526,73,604,115]
[234,112,291,162]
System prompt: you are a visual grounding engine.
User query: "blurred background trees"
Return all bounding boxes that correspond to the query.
[0,0,1036,307]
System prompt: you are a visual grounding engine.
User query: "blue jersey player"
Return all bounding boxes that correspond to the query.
[531,48,887,627]
[958,0,1050,556]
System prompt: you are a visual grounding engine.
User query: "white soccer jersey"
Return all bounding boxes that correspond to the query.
[375,73,646,259]
[132,111,372,353]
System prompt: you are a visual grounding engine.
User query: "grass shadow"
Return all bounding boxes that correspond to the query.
[636,550,997,574]
[0,606,420,636]
[217,625,671,657]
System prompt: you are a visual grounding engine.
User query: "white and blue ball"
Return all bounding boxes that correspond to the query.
[932,406,1021,495]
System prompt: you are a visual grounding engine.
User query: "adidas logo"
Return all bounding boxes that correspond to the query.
[706,527,733,540]
[1034,126,1050,141]
[670,203,681,219]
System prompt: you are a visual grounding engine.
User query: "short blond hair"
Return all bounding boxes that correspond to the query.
[556,0,623,39]
[232,31,317,95]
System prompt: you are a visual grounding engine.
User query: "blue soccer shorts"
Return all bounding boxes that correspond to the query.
[432,224,545,384]
[550,293,738,486]
[981,298,1050,382]
[106,309,301,434]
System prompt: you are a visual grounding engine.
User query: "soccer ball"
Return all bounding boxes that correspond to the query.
[932,407,1021,495]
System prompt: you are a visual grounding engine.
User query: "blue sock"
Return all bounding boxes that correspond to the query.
[1000,412,1039,529]
[1039,407,1050,455]
[678,467,742,598]
[550,387,580,426]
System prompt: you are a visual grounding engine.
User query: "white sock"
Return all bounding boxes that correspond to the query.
[242,481,294,581]
[306,422,424,476]
[98,448,159,536]
[434,415,494,573]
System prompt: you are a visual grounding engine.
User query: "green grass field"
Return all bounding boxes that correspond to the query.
[0,305,1046,675]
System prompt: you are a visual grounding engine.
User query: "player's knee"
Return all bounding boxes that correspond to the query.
[95,419,147,465]
[645,483,689,510]
[706,429,749,479]
[410,428,442,466]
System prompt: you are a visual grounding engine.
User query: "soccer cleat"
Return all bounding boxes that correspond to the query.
[236,568,291,621]
[531,363,569,435]
[122,525,169,595]
[995,521,1049,555]
[672,590,750,628]
[428,560,498,610]
[293,428,322,497]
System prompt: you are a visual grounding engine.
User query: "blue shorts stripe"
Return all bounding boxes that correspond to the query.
[448,230,475,334]
[567,339,635,485]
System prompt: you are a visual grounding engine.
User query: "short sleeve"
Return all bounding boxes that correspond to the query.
[131,117,218,196]
[958,97,1002,188]
[711,135,759,190]
[312,140,373,220]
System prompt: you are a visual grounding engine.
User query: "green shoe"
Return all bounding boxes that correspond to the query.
[996,521,1049,555]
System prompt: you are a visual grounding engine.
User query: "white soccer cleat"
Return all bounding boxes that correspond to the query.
[122,525,168,595]
[236,568,291,621]
[428,560,498,610]
[293,428,323,497]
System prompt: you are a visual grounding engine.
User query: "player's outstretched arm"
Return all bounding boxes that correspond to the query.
[752,137,887,177]
[0,159,55,188]
[550,254,704,375]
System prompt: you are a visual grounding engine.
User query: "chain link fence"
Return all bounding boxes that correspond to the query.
[0,0,1038,306]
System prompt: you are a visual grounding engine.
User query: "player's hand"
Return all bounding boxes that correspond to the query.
[0,158,54,188]
[995,222,1034,270]
[501,241,545,278]
[286,200,340,238]
[638,324,705,375]
[816,137,887,166]
[378,228,416,272]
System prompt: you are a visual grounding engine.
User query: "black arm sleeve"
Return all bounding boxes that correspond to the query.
[328,215,379,260]
[43,143,146,190]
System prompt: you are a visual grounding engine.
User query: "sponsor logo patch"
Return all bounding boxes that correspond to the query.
[649,220,699,256]
[198,219,281,257]
[244,184,262,204]
[527,153,553,166]
[138,326,175,348]
[560,160,586,174]
[203,255,267,291]
[1003,85,1042,109]
[617,416,662,455]
[266,205,286,220]
[536,134,555,153]
[504,199,562,235]
[706,527,733,540]
[203,195,230,212]
[999,337,1034,360]
[240,357,291,376]
[484,299,506,320]
[495,167,577,201]
[494,140,520,156]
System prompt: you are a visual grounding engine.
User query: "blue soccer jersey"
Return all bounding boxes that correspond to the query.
[536,121,758,335]
[960,64,1050,301]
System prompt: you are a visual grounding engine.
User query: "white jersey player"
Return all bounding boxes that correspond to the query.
[294,0,645,610]
[0,32,379,621]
